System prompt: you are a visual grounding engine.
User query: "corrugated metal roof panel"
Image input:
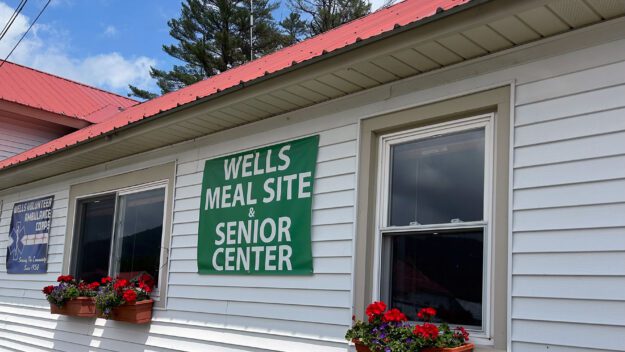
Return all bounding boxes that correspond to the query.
[0,60,138,123]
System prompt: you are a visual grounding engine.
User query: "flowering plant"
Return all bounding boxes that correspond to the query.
[42,275,99,307]
[346,302,470,351]
[95,273,155,318]
[414,308,470,349]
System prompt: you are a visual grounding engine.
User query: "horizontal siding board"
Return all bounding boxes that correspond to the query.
[514,131,625,168]
[512,252,625,276]
[513,203,625,231]
[514,155,625,189]
[513,179,625,210]
[167,272,351,291]
[511,320,625,351]
[167,286,350,307]
[512,297,625,326]
[516,60,625,105]
[513,228,625,253]
[514,107,625,147]
[515,84,625,126]
[165,298,349,326]
[512,276,625,301]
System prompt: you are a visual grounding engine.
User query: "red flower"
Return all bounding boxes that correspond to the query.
[365,301,387,321]
[138,282,152,293]
[56,275,74,283]
[138,273,155,290]
[101,276,113,284]
[417,307,437,321]
[413,323,439,340]
[88,282,100,290]
[122,289,137,303]
[42,285,54,295]
[382,308,408,322]
[455,327,470,341]
[113,279,129,290]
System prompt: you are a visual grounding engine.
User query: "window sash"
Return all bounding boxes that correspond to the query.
[380,225,487,331]
[71,181,168,297]
[374,114,494,338]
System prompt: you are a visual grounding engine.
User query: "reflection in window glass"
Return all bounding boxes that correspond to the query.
[73,195,115,283]
[389,230,483,327]
[112,188,165,286]
[389,129,485,226]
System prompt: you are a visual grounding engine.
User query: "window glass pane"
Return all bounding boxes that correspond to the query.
[389,128,485,226]
[112,188,165,286]
[73,195,115,283]
[388,229,483,327]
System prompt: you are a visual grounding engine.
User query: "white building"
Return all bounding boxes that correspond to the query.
[1,0,624,351]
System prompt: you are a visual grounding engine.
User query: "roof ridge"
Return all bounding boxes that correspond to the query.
[0,59,139,104]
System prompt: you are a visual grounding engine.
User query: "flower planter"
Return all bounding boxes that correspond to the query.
[106,299,153,324]
[50,297,96,317]
[352,340,474,352]
[422,343,475,352]
[352,340,372,352]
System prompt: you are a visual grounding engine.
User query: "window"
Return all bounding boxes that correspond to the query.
[71,183,167,288]
[377,115,492,334]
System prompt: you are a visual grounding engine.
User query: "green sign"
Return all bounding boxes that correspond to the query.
[197,135,319,275]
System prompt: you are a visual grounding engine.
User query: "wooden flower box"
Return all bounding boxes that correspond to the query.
[352,340,372,352]
[50,297,96,317]
[422,343,475,352]
[352,340,474,352]
[107,299,154,324]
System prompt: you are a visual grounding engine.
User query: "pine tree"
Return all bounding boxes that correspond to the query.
[280,12,307,45]
[288,0,371,36]
[129,0,282,99]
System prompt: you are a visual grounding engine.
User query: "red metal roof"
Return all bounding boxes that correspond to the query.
[0,60,138,123]
[0,0,471,171]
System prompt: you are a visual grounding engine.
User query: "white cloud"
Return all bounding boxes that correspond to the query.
[103,25,117,37]
[0,1,157,95]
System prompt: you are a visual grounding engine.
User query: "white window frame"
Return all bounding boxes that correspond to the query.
[373,114,495,342]
[70,180,169,301]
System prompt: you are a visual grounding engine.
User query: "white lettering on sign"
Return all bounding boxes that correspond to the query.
[223,144,291,181]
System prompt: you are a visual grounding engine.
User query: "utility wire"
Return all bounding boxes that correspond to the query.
[0,0,51,69]
[0,0,28,42]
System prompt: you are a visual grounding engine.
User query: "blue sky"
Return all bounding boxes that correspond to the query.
[0,0,390,97]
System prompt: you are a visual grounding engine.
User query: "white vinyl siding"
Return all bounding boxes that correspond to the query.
[510,52,625,351]
[0,116,358,352]
[0,23,625,352]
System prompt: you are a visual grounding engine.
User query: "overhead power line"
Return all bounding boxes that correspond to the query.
[0,0,28,42]
[0,0,51,69]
